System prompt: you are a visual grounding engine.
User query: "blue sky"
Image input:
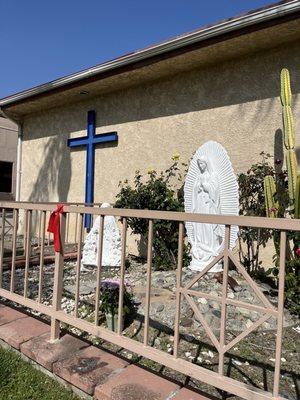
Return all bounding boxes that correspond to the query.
[0,0,276,98]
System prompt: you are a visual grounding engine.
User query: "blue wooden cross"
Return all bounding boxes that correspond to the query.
[67,110,118,229]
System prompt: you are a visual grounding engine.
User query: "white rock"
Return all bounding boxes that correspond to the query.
[233,359,242,366]
[208,350,214,358]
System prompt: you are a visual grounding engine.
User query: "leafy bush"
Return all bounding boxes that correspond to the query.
[238,152,299,316]
[115,156,191,270]
[268,259,300,316]
[238,153,276,273]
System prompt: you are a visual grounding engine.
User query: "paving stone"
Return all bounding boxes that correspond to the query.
[20,332,89,371]
[53,346,128,395]
[0,305,27,326]
[172,387,210,400]
[0,316,49,349]
[94,364,180,400]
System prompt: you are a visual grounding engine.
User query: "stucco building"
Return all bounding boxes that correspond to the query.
[0,1,299,206]
[0,117,18,200]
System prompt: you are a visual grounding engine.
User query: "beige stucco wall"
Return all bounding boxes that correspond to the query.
[21,40,300,206]
[19,39,300,263]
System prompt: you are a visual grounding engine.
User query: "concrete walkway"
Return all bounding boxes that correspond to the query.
[0,303,212,400]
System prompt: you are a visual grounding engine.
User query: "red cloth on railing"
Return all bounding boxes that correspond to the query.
[47,204,64,253]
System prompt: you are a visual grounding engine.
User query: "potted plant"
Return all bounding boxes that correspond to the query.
[100,279,135,332]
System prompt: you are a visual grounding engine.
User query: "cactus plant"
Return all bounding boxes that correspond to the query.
[262,69,300,313]
[280,68,292,106]
[282,105,294,149]
[265,68,299,217]
[264,175,278,218]
[264,68,300,266]
[280,68,299,207]
[286,149,298,204]
[281,68,294,150]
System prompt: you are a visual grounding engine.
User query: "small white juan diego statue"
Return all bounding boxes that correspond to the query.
[81,203,121,268]
[184,141,239,272]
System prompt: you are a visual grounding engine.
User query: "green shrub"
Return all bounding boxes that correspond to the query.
[238,152,279,274]
[267,258,300,316]
[238,152,299,316]
[115,156,191,270]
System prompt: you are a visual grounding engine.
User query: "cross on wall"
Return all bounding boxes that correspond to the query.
[67,110,118,228]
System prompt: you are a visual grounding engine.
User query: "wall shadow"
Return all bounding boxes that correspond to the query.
[28,133,71,202]
[28,132,71,233]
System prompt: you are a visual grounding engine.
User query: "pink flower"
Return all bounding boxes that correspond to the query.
[295,248,300,257]
[269,207,278,213]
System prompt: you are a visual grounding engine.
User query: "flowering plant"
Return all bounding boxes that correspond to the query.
[100,279,135,316]
[239,152,299,316]
[115,156,191,270]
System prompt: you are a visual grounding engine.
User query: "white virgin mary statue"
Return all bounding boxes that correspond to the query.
[190,157,224,271]
[184,141,239,273]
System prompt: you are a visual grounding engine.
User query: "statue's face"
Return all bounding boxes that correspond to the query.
[197,159,207,172]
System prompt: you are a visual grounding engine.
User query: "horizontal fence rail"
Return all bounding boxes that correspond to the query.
[0,201,298,400]
[1,201,300,231]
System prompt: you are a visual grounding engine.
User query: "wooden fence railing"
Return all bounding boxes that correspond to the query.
[0,201,299,400]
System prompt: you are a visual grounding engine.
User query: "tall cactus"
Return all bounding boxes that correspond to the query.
[264,68,300,260]
[286,149,298,203]
[280,68,292,105]
[282,105,294,149]
[265,69,300,220]
[280,68,299,209]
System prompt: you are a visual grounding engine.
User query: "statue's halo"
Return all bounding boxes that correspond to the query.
[184,140,239,251]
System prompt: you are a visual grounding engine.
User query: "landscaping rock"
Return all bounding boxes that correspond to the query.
[1,258,299,335]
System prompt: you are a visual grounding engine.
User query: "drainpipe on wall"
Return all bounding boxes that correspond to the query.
[15,124,22,201]
[0,107,22,201]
